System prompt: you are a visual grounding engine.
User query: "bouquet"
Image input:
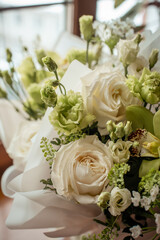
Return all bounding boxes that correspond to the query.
[2,15,160,240]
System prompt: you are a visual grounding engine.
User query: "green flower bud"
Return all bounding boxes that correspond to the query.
[149,49,159,70]
[27,83,42,104]
[2,71,12,86]
[124,121,132,137]
[42,56,58,72]
[106,120,115,133]
[79,15,94,41]
[35,49,46,67]
[18,56,36,88]
[0,87,7,98]
[40,83,57,107]
[134,33,143,45]
[115,122,125,139]
[6,48,12,62]
[105,34,119,53]
[97,192,110,209]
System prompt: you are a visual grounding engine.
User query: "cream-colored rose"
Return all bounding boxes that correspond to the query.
[108,139,132,163]
[7,120,41,171]
[117,38,139,66]
[51,135,113,204]
[81,68,140,133]
[109,187,131,216]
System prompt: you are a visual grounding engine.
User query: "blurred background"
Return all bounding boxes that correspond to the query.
[0,0,160,239]
[0,0,159,60]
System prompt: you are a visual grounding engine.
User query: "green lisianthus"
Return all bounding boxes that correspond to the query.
[140,68,160,104]
[27,83,43,104]
[49,90,95,135]
[18,56,36,88]
[40,80,57,107]
[126,75,142,100]
[126,68,160,104]
[79,15,94,41]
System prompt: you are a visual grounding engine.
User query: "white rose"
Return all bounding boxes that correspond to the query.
[51,135,113,204]
[7,120,41,171]
[109,187,131,216]
[117,38,139,66]
[81,68,140,133]
[108,139,132,163]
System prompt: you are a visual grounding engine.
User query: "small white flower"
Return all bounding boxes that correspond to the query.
[130,225,142,238]
[155,213,160,234]
[140,196,151,211]
[131,191,141,207]
[150,185,159,202]
[109,187,131,216]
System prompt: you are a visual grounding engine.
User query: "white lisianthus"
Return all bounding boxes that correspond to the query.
[51,135,113,204]
[109,187,131,216]
[128,56,148,77]
[117,37,139,66]
[7,120,41,171]
[81,68,140,133]
[130,225,142,239]
[107,139,132,163]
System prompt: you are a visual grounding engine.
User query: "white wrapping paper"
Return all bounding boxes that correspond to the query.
[3,61,101,238]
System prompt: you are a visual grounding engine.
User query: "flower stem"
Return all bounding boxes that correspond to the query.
[124,65,128,77]
[86,40,90,68]
[152,233,159,240]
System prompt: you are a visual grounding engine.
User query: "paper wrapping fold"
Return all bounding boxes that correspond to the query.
[3,61,101,238]
[0,99,24,149]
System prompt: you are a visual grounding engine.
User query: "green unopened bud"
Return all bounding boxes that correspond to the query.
[79,15,94,42]
[97,192,110,209]
[35,49,46,67]
[115,122,125,138]
[149,49,159,70]
[42,56,58,72]
[134,33,143,45]
[2,71,12,86]
[40,84,57,107]
[6,48,12,62]
[106,120,115,133]
[124,121,132,137]
[0,87,7,98]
